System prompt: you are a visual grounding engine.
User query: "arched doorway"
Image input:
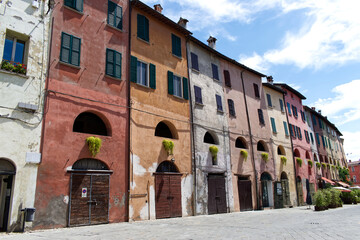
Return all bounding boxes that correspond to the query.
[0,159,15,232]
[154,161,182,219]
[260,172,273,208]
[296,176,304,206]
[281,172,291,206]
[68,159,111,226]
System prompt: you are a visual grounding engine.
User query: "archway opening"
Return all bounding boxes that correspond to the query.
[257,141,268,152]
[293,149,300,158]
[155,121,177,139]
[235,137,247,149]
[72,158,109,170]
[277,145,285,155]
[156,161,179,173]
[204,131,218,145]
[73,112,109,136]
[281,172,288,180]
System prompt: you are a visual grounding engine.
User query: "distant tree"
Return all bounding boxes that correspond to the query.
[339,167,351,184]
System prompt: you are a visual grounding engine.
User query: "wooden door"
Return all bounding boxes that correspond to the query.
[208,175,227,214]
[262,181,269,207]
[296,179,304,206]
[274,181,284,209]
[90,175,109,224]
[237,179,253,211]
[155,174,182,219]
[281,180,291,206]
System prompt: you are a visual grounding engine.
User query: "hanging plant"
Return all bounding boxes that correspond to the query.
[327,163,330,168]
[331,165,336,170]
[296,157,302,167]
[240,149,248,161]
[336,165,340,170]
[261,152,269,163]
[86,136,102,157]
[280,156,287,165]
[316,162,321,169]
[308,160,313,168]
[209,146,219,165]
[162,140,174,155]
[321,163,327,168]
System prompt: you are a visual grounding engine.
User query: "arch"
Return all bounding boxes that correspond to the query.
[156,161,179,173]
[0,158,16,174]
[257,140,268,152]
[280,172,288,180]
[72,158,109,170]
[260,172,272,181]
[235,137,247,149]
[203,131,218,145]
[313,153,318,162]
[305,151,311,160]
[297,176,302,182]
[155,121,178,139]
[324,156,328,163]
[73,112,109,136]
[293,149,300,158]
[277,145,286,155]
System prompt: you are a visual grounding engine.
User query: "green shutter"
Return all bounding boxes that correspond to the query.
[115,51,121,79]
[271,118,277,133]
[283,121,289,136]
[149,63,156,89]
[130,56,137,83]
[75,0,83,12]
[144,17,149,42]
[182,77,188,100]
[108,1,116,26]
[168,71,174,95]
[137,14,144,40]
[116,5,122,29]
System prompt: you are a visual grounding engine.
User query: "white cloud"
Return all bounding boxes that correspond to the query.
[342,131,360,162]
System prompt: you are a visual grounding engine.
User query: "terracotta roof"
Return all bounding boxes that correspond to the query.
[273,83,306,100]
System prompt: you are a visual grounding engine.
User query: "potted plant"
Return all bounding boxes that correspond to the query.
[240,149,248,161]
[296,157,302,167]
[280,156,287,165]
[162,139,174,155]
[261,152,269,163]
[86,136,102,157]
[307,160,313,168]
[316,162,321,169]
[321,163,327,168]
[209,146,219,165]
[314,190,327,211]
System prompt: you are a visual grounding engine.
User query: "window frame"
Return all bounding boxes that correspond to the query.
[254,83,260,98]
[107,0,123,30]
[266,94,272,107]
[194,85,203,105]
[172,74,183,98]
[228,99,235,117]
[105,48,122,79]
[3,35,27,64]
[60,32,81,67]
[64,0,83,12]
[270,117,277,133]
[216,94,223,112]
[211,63,219,81]
[224,70,231,88]
[137,14,149,42]
[136,59,149,86]
[283,121,289,136]
[258,109,265,125]
[171,33,182,58]
[190,52,199,71]
[279,99,284,112]
[287,102,292,116]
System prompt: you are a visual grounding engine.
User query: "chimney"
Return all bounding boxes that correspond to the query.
[154,4,163,13]
[207,36,217,49]
[311,107,316,111]
[318,110,322,114]
[266,76,273,84]
[178,17,188,29]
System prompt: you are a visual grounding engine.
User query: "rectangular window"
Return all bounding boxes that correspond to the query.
[283,121,289,136]
[173,75,182,97]
[254,83,260,98]
[289,124,294,137]
[312,115,317,126]
[130,56,156,89]
[316,133,320,145]
[300,110,306,122]
[304,130,310,143]
[190,52,199,71]
[270,118,277,133]
[279,99,284,112]
[293,125,297,138]
[321,135,326,148]
[318,118,323,129]
[64,0,83,12]
[228,99,235,116]
[292,105,298,118]
[324,137,328,148]
[137,14,149,42]
[194,85,202,104]
[258,109,265,125]
[352,167,355,172]
[224,70,231,87]
[296,127,302,139]
[328,139,332,149]
[310,132,314,144]
[171,34,181,57]
[60,32,81,66]
[106,48,121,79]
[211,63,219,80]
[136,60,148,85]
[216,94,223,112]
[354,175,357,183]
[2,32,27,75]
[266,94,272,107]
[287,102,292,115]
[167,71,188,99]
[108,1,122,30]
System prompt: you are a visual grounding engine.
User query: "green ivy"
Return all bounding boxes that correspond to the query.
[162,140,174,155]
[86,136,102,157]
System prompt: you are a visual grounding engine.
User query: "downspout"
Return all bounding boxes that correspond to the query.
[185,38,197,216]
[240,71,259,210]
[126,0,132,222]
[283,93,299,207]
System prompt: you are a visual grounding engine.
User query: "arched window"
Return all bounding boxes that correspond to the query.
[235,137,247,149]
[0,158,16,174]
[72,159,109,170]
[73,112,108,136]
[313,154,318,162]
[305,151,311,160]
[277,145,285,155]
[257,141,267,152]
[156,161,179,173]
[293,149,300,158]
[260,172,272,181]
[204,131,218,145]
[281,172,288,180]
[155,121,177,139]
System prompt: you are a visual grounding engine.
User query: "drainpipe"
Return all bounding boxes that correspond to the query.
[283,93,299,207]
[240,71,259,210]
[185,38,197,216]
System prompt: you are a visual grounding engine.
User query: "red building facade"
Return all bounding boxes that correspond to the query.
[349,160,360,186]
[34,0,129,228]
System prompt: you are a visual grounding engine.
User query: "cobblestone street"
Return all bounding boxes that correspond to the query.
[2,205,359,240]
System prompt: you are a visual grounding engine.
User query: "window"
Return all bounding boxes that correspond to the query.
[64,0,83,12]
[258,109,265,125]
[108,1,122,30]
[312,115,317,126]
[318,118,323,129]
[171,34,181,57]
[194,86,202,104]
[304,130,310,143]
[73,112,108,136]
[2,32,27,75]
[300,110,306,122]
[316,133,320,146]
[167,71,188,99]
[106,49,122,79]
[283,121,289,136]
[254,83,260,98]
[296,127,302,139]
[60,32,81,66]
[155,122,175,139]
[228,99,235,116]
[224,70,231,87]
[321,135,326,148]
[270,118,277,133]
[292,105,298,118]
[287,102,292,115]
[130,56,156,89]
[266,94,272,107]
[328,139,332,149]
[352,167,355,172]
[216,94,223,112]
[257,141,267,151]
[204,132,218,144]
[354,175,357,183]
[235,137,247,148]
[137,14,149,42]
[310,132,314,144]
[190,52,199,71]
[279,99,284,112]
[211,63,219,80]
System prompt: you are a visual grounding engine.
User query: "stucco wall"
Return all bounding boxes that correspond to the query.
[0,0,50,231]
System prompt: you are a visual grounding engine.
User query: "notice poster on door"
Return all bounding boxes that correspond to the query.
[82,188,87,198]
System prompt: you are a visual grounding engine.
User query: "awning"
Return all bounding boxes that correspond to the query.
[337,181,350,188]
[321,177,335,185]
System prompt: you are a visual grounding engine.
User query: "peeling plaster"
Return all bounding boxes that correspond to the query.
[132,154,146,176]
[128,205,134,221]
[147,162,157,173]
[181,174,193,216]
[149,185,155,220]
[139,203,148,220]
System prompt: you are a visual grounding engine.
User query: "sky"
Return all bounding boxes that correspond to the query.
[142,0,360,162]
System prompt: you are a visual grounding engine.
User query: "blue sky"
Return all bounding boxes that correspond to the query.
[142,0,360,161]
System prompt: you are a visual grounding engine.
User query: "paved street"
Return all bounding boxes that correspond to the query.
[2,205,360,240]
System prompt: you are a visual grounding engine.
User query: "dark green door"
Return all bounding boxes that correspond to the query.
[261,181,269,207]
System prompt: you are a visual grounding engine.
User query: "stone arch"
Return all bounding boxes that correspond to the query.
[156,161,179,173]
[155,121,178,139]
[235,137,248,149]
[0,158,16,174]
[305,151,311,160]
[72,158,109,170]
[73,111,110,136]
[277,145,286,155]
[203,131,219,145]
[260,172,272,181]
[293,149,300,158]
[281,171,288,180]
[257,140,268,152]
